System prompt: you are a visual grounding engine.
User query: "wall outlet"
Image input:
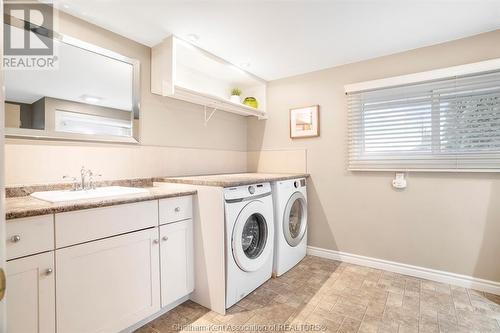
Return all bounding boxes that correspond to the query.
[392,172,407,189]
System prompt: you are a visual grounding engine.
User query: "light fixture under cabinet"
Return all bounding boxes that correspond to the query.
[186,34,199,43]
[80,94,102,104]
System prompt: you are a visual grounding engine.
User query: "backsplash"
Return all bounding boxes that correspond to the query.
[5,141,247,185]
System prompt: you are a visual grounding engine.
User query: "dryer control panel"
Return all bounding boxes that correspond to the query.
[293,179,306,188]
[277,178,307,191]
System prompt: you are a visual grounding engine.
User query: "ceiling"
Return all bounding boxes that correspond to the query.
[59,0,500,81]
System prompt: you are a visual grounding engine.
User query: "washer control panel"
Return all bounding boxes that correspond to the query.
[224,182,271,201]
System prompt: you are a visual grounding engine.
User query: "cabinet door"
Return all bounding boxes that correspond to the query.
[6,252,55,333]
[160,219,194,307]
[56,228,160,333]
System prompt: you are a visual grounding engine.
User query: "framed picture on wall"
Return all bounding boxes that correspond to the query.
[290,105,320,138]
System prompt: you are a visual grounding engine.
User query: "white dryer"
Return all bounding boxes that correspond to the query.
[224,182,274,308]
[271,178,307,277]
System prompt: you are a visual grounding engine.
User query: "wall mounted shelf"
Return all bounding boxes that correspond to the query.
[151,36,267,119]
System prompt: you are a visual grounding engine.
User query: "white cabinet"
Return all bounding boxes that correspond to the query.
[160,219,194,307]
[5,195,194,333]
[6,252,55,333]
[151,35,267,118]
[55,228,160,333]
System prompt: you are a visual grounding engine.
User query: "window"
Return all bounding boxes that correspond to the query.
[347,69,500,171]
[55,110,132,137]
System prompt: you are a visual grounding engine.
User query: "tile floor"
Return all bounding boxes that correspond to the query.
[136,256,500,333]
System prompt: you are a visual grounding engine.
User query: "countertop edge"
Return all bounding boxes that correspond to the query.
[157,173,310,188]
[6,190,197,220]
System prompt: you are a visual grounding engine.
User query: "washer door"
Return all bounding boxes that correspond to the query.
[232,200,273,272]
[283,192,307,247]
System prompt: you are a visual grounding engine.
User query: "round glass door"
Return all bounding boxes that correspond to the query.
[232,200,273,272]
[241,213,267,259]
[283,192,307,247]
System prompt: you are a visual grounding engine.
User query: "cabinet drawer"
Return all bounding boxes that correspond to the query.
[6,215,54,260]
[55,200,158,248]
[159,196,192,225]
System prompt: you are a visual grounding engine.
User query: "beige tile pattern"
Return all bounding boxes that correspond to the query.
[136,256,500,333]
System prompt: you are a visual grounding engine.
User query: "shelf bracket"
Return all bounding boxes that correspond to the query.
[204,105,217,126]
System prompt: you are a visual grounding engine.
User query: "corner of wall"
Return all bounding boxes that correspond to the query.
[246,149,307,173]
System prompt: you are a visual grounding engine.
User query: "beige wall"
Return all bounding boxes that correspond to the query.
[248,29,500,282]
[247,149,307,174]
[5,10,247,184]
[4,103,20,128]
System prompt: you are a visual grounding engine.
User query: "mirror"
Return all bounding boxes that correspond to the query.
[4,18,140,143]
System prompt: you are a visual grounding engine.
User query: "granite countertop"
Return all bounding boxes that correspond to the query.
[6,172,308,219]
[6,184,196,220]
[157,172,309,187]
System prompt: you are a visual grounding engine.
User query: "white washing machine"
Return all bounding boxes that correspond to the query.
[224,182,274,308]
[271,178,308,277]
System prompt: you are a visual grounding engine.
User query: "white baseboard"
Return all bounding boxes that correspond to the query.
[307,246,500,296]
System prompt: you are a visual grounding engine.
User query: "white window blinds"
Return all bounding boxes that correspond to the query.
[347,69,500,171]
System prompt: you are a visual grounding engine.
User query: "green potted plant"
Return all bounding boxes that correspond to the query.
[230,88,242,104]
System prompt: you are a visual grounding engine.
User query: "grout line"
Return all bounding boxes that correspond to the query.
[417,280,422,333]
[336,316,347,333]
[403,278,421,333]
[356,301,369,333]
[381,287,390,320]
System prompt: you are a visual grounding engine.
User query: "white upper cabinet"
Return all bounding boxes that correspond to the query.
[151,35,267,118]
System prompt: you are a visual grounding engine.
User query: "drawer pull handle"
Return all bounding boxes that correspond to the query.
[162,236,169,241]
[174,207,181,212]
[0,268,5,301]
[11,235,21,243]
[45,268,53,275]
[153,239,159,244]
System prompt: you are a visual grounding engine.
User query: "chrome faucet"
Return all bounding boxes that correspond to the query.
[86,169,102,190]
[80,166,87,190]
[63,175,79,191]
[63,166,101,191]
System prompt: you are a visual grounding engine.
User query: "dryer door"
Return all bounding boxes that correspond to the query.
[232,200,273,272]
[283,192,307,247]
